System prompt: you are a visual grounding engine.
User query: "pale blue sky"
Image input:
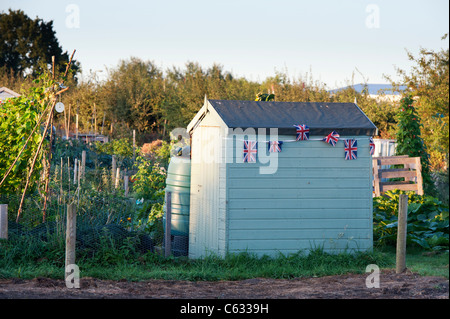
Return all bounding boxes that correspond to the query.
[2,0,449,88]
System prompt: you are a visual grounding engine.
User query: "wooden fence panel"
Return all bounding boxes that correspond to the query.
[373,156,423,197]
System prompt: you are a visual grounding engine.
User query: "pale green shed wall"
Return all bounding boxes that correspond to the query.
[226,134,373,256]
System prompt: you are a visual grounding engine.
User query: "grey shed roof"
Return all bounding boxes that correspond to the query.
[207,99,377,136]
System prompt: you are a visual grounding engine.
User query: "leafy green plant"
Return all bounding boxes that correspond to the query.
[132,156,166,201]
[94,138,136,168]
[131,156,167,238]
[373,190,449,251]
[395,95,433,194]
[0,73,56,194]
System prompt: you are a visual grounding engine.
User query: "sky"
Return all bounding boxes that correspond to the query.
[2,0,449,89]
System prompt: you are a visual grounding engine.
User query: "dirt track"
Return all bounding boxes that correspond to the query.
[0,270,448,299]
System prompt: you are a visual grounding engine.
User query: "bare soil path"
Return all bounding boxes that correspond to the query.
[0,270,448,299]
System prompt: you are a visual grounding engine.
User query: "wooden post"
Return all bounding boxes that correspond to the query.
[76,113,79,140]
[372,158,381,197]
[65,204,76,271]
[67,103,71,139]
[81,151,86,179]
[73,158,78,185]
[165,192,172,257]
[78,160,81,185]
[415,157,424,195]
[0,204,7,240]
[396,194,408,274]
[124,175,129,196]
[115,167,120,189]
[111,155,116,186]
[60,157,63,204]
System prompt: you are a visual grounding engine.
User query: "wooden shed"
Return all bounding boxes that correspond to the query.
[186,98,378,258]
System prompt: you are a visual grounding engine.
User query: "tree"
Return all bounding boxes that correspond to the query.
[0,9,80,78]
[395,95,433,194]
[102,57,164,134]
[392,35,449,170]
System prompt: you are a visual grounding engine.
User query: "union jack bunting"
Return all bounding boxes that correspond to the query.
[294,124,309,141]
[243,140,257,162]
[369,137,375,155]
[322,131,340,147]
[268,141,283,153]
[344,139,358,160]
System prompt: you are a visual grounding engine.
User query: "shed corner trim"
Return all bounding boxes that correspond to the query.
[187,98,210,133]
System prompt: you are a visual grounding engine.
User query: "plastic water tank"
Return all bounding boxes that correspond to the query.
[163,146,191,237]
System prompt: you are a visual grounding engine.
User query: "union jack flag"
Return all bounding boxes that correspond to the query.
[294,124,309,141]
[344,139,358,160]
[322,131,340,147]
[268,141,283,153]
[243,140,257,162]
[369,137,375,155]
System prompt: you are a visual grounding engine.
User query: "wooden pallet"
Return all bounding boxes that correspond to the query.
[372,156,424,197]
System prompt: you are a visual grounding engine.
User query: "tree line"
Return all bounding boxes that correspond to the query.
[0,9,448,170]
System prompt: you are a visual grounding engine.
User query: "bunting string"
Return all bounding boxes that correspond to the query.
[224,124,376,161]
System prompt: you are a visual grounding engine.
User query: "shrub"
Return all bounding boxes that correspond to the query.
[373,190,449,251]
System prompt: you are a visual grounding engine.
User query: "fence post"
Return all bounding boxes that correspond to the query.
[111,155,116,186]
[165,192,172,257]
[73,158,78,185]
[65,204,77,274]
[0,204,7,240]
[124,175,129,196]
[115,167,120,189]
[396,194,408,274]
[81,150,86,179]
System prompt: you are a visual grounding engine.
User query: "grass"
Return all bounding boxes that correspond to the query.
[1,244,448,281]
[377,246,449,278]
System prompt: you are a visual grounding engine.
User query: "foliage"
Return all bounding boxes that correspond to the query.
[0,9,80,78]
[101,58,165,134]
[373,190,449,251]
[132,156,166,201]
[132,156,167,238]
[395,95,433,193]
[94,138,135,165]
[255,92,275,101]
[0,73,55,194]
[152,140,175,168]
[392,36,449,170]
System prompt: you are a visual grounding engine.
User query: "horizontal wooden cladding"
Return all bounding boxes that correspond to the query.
[228,157,370,168]
[228,238,372,252]
[228,198,371,210]
[228,208,371,220]
[228,188,370,200]
[228,167,371,179]
[228,178,370,189]
[228,218,371,230]
[255,147,372,159]
[228,247,371,257]
[229,229,371,240]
